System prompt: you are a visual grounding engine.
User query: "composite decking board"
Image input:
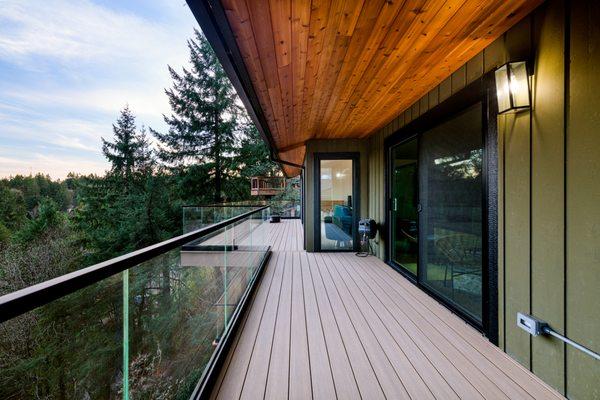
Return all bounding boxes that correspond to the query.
[210,251,280,400]
[319,253,425,400]
[214,252,284,400]
[299,252,337,400]
[342,255,508,399]
[305,252,362,400]
[335,254,484,400]
[355,254,563,400]
[338,254,492,400]
[329,253,461,400]
[239,252,287,400]
[366,256,564,400]
[263,250,292,399]
[311,253,388,400]
[209,220,564,400]
[352,255,527,400]
[289,251,312,400]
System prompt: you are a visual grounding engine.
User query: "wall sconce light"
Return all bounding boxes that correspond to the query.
[495,61,531,114]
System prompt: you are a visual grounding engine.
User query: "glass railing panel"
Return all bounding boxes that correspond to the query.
[183,201,299,234]
[127,231,227,398]
[0,206,271,400]
[182,206,261,234]
[268,200,301,218]
[0,273,124,399]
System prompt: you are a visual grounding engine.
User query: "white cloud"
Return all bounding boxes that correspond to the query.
[0,0,196,117]
[0,0,199,178]
[0,113,108,152]
[4,86,170,123]
[0,153,108,179]
[0,0,193,71]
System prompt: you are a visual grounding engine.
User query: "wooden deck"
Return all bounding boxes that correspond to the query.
[210,220,563,400]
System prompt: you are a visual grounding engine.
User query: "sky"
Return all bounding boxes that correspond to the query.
[0,0,198,179]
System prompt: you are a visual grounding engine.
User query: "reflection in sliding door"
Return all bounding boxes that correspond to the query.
[420,103,483,322]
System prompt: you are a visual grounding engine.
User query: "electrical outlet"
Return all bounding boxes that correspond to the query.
[516,312,548,336]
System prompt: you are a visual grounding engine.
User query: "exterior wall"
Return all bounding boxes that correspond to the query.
[366,1,600,398]
[304,139,369,252]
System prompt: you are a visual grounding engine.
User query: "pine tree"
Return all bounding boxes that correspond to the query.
[102,106,152,185]
[151,29,240,203]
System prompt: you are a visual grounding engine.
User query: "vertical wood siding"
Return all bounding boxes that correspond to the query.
[365,0,600,397]
[567,1,600,398]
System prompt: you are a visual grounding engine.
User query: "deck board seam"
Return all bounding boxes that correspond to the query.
[321,253,415,399]
[313,253,388,399]
[351,255,521,399]
[331,253,444,400]
[337,253,469,400]
[286,250,294,399]
[351,255,507,399]
[301,252,338,400]
[239,251,286,399]
[368,257,553,399]
[354,257,495,398]
[213,251,280,400]
[307,252,362,399]
[263,251,291,400]
[298,252,314,400]
[210,221,564,400]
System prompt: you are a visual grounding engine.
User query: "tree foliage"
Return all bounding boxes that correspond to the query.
[151,29,243,203]
[102,105,152,184]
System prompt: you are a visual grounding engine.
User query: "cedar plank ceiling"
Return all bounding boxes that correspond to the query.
[221,0,543,172]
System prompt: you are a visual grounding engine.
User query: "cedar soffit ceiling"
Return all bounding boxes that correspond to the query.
[220,0,543,167]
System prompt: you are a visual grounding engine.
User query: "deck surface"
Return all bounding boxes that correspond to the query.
[210,220,563,400]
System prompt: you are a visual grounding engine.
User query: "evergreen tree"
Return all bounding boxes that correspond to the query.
[151,29,240,203]
[235,124,279,179]
[102,106,152,185]
[13,198,65,245]
[0,186,26,232]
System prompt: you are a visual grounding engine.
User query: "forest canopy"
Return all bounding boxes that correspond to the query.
[0,30,293,399]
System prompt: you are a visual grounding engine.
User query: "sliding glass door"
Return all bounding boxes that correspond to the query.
[419,103,483,322]
[389,103,484,324]
[390,138,418,276]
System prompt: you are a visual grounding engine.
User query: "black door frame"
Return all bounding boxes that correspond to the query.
[383,72,499,343]
[314,152,361,252]
[388,135,419,277]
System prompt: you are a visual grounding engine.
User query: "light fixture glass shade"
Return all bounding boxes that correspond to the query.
[495,61,530,113]
[495,65,511,112]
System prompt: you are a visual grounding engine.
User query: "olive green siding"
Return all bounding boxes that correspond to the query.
[365,1,599,398]
[303,139,369,252]
[567,1,600,397]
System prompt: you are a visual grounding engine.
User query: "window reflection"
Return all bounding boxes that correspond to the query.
[421,103,483,322]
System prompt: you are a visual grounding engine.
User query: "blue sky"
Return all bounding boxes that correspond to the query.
[0,0,198,179]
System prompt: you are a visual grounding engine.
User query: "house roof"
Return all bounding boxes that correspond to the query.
[187,0,543,176]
